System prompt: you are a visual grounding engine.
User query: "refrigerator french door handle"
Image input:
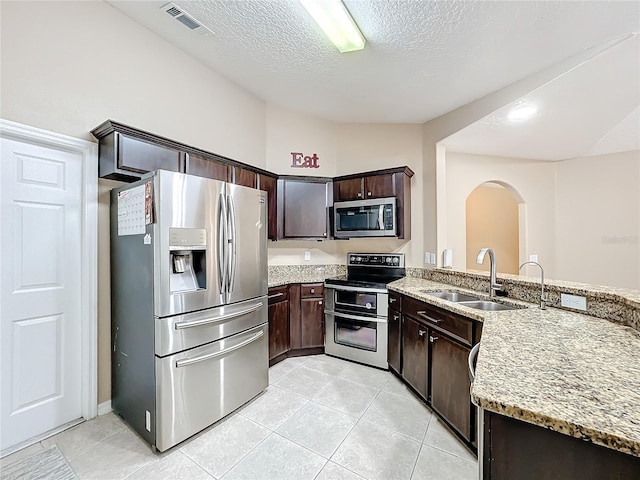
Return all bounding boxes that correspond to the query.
[227,193,237,293]
[175,330,264,368]
[174,301,264,330]
[217,193,227,294]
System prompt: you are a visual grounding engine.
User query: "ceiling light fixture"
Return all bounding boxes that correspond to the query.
[508,103,537,122]
[300,0,366,53]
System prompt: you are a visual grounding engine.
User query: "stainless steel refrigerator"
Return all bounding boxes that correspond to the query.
[110,170,268,452]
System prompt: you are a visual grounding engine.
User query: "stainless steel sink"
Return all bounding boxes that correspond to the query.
[424,291,481,303]
[457,300,523,311]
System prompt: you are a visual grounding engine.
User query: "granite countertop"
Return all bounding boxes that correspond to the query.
[387,276,640,457]
[268,272,332,287]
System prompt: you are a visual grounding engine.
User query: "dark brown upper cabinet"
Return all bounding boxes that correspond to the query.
[93,130,184,182]
[257,173,277,241]
[184,153,229,182]
[334,172,395,201]
[277,176,332,240]
[230,165,257,189]
[333,167,414,240]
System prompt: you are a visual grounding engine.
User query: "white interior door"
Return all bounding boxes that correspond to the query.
[0,136,84,451]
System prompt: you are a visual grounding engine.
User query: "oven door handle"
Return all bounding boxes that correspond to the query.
[324,310,388,323]
[324,284,388,294]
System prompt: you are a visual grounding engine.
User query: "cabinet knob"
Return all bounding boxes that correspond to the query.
[390,298,397,303]
[393,314,400,321]
[310,289,315,294]
[429,335,438,342]
[419,329,426,337]
[319,300,323,305]
[323,232,327,237]
[367,191,372,196]
[357,192,362,198]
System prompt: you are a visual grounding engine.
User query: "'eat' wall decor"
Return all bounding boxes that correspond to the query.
[290,152,319,169]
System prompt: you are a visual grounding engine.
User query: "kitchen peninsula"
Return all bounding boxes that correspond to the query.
[388,273,640,479]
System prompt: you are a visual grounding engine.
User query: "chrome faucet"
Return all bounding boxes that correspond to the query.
[476,248,503,299]
[519,261,547,310]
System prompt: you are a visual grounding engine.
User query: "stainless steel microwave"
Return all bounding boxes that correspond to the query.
[333,197,397,238]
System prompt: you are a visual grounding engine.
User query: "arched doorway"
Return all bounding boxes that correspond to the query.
[466,182,521,274]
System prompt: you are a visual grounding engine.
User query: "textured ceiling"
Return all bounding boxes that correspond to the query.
[107,0,640,125]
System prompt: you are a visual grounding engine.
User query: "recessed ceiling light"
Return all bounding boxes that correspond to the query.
[300,0,366,53]
[508,103,537,122]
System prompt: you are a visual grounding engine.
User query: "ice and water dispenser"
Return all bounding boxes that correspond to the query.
[169,228,207,293]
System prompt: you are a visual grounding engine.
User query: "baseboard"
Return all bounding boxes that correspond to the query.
[97,400,112,416]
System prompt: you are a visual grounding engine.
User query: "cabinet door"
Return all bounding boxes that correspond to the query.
[300,297,324,348]
[257,174,277,241]
[268,300,289,360]
[185,153,229,182]
[117,133,183,174]
[334,178,364,201]
[430,334,472,441]
[388,308,402,373]
[364,173,395,199]
[401,315,428,398]
[231,166,257,188]
[280,180,328,239]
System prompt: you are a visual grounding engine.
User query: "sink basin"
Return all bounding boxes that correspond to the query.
[423,291,481,303]
[457,300,523,311]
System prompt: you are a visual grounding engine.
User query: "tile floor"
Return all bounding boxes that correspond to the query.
[1,355,478,480]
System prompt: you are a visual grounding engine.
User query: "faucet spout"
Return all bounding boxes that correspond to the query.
[519,261,547,310]
[476,248,503,298]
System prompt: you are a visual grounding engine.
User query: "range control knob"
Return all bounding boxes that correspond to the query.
[386,257,392,263]
[356,256,362,262]
[393,257,399,264]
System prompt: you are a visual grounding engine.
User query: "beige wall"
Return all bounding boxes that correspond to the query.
[466,185,520,274]
[0,1,266,165]
[266,117,425,268]
[555,150,640,289]
[446,150,640,290]
[1,1,267,406]
[445,152,556,276]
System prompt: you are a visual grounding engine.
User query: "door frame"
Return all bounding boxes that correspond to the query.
[0,119,98,422]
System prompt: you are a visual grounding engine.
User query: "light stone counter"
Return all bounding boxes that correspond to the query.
[387,276,640,457]
[268,264,346,288]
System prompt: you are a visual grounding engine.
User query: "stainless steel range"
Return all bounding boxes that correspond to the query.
[324,253,405,369]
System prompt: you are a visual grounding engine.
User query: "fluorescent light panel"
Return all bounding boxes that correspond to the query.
[300,0,366,53]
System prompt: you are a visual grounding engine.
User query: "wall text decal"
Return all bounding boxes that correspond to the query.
[290,152,319,169]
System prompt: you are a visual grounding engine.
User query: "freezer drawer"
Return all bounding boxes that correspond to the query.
[155,323,268,451]
[155,296,267,356]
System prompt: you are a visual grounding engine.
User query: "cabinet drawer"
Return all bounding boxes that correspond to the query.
[268,286,289,304]
[301,283,324,298]
[389,291,402,310]
[404,297,473,346]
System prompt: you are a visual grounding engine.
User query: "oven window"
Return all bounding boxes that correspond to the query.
[334,316,377,352]
[335,290,377,313]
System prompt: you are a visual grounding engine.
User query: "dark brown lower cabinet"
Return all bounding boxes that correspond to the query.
[268,286,289,361]
[401,315,428,399]
[484,411,640,480]
[430,333,472,441]
[300,284,324,348]
[388,308,401,373]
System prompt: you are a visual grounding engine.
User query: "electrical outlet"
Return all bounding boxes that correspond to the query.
[304,251,311,261]
[430,253,436,264]
[529,254,538,263]
[424,252,430,264]
[560,293,587,311]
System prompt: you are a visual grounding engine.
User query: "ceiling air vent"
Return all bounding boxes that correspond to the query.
[160,3,213,36]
